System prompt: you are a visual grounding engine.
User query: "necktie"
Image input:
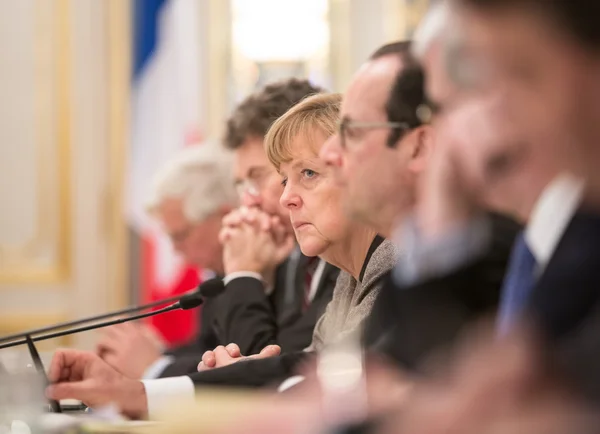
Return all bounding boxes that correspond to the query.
[303,257,320,310]
[497,232,537,335]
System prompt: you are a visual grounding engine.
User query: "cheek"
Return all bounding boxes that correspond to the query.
[312,188,348,238]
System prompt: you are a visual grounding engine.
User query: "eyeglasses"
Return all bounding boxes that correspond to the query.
[235,178,260,198]
[338,118,410,150]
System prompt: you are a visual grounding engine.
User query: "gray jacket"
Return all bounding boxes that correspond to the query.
[310,238,399,351]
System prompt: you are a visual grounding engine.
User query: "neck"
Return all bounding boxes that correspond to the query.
[320,225,378,280]
[519,169,564,223]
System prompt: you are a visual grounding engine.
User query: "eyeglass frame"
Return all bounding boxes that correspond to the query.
[235,178,261,198]
[338,118,411,150]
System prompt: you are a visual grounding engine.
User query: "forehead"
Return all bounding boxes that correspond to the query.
[280,130,329,170]
[156,198,187,224]
[233,137,269,174]
[342,55,403,120]
[457,5,566,61]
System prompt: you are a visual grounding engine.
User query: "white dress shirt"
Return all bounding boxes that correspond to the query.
[525,173,584,274]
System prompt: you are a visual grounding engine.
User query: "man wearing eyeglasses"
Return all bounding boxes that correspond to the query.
[320,40,518,371]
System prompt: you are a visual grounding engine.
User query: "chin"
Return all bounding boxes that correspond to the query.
[296,234,327,258]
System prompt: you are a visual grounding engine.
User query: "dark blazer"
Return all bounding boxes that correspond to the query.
[161,296,221,377]
[364,213,521,371]
[524,211,600,403]
[158,255,338,377]
[212,256,339,355]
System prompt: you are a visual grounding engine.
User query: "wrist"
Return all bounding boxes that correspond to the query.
[224,261,272,278]
[121,380,149,420]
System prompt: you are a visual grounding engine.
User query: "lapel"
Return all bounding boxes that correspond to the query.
[526,211,600,340]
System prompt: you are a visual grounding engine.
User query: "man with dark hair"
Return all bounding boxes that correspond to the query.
[224,78,323,150]
[320,40,518,371]
[379,2,600,431]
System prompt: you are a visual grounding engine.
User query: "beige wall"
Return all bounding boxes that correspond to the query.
[0,0,128,355]
[0,0,430,361]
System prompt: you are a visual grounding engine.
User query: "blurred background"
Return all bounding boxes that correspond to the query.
[0,0,429,354]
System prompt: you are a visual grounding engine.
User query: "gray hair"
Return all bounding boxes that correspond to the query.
[146,142,238,222]
[412,1,453,60]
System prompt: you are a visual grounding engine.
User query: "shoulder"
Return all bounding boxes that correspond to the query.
[361,239,400,289]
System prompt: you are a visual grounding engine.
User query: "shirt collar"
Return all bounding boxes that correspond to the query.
[525,173,585,272]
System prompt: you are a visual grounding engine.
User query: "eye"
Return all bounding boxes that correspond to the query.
[301,169,317,179]
[281,177,288,186]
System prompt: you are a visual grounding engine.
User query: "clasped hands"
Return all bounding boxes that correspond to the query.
[220,206,295,282]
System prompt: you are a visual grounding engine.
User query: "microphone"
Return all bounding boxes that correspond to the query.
[196,277,225,297]
[0,291,205,350]
[0,278,226,344]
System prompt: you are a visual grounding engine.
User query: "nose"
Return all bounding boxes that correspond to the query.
[240,191,261,208]
[279,182,302,210]
[320,134,343,168]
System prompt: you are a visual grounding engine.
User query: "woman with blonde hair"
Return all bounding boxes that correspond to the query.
[265,92,398,350]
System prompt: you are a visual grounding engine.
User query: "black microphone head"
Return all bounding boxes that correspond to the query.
[178,292,204,310]
[198,278,225,298]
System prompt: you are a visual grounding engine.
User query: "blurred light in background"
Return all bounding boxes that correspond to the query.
[232,0,329,62]
[230,0,330,97]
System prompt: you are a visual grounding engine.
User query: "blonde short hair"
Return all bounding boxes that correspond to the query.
[265,93,342,172]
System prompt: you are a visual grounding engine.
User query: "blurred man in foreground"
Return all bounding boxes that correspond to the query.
[97,144,237,379]
[375,1,600,432]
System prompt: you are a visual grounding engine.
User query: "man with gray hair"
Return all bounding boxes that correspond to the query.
[96,142,238,380]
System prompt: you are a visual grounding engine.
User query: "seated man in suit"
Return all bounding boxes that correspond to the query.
[96,143,238,379]
[375,1,600,431]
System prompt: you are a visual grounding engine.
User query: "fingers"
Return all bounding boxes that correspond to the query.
[201,350,216,368]
[223,207,274,232]
[47,349,92,383]
[222,209,245,229]
[46,380,93,402]
[226,343,241,358]
[247,345,281,361]
[213,345,231,362]
[259,345,281,357]
[198,344,243,371]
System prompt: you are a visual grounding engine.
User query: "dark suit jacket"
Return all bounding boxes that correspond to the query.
[211,257,339,355]
[161,296,221,377]
[159,256,338,377]
[524,211,600,403]
[364,213,521,371]
[369,209,600,405]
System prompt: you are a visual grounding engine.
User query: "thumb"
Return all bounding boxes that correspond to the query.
[259,345,281,357]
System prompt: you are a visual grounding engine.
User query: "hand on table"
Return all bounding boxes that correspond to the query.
[46,349,148,419]
[197,343,281,371]
[96,323,165,379]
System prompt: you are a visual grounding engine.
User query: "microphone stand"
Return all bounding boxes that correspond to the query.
[0,295,182,344]
[0,304,179,350]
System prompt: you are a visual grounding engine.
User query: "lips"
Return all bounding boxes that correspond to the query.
[293,221,310,230]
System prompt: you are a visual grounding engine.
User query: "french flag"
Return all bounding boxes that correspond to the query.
[128,0,204,345]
